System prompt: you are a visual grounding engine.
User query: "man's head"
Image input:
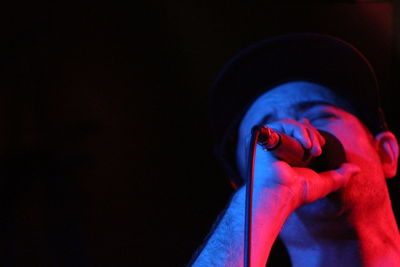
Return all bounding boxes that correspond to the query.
[236,81,399,226]
[209,34,388,188]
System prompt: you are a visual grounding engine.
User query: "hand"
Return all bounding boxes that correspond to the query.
[251,119,360,210]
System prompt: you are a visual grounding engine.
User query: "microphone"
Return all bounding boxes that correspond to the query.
[252,125,346,170]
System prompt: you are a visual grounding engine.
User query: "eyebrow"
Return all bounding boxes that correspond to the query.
[294,100,336,112]
[259,100,336,125]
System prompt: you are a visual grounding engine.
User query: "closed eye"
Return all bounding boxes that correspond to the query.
[308,113,338,125]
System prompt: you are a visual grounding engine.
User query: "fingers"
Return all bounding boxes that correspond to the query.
[291,125,312,150]
[300,118,325,156]
[297,163,360,204]
[269,118,326,157]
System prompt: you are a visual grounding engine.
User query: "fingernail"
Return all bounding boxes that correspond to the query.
[311,146,322,156]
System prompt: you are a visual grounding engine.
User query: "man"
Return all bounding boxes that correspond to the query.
[189,34,400,266]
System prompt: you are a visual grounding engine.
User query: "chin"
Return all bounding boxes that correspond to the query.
[296,191,349,221]
[282,192,358,240]
[280,193,357,243]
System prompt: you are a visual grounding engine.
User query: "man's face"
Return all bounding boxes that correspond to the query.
[236,81,388,225]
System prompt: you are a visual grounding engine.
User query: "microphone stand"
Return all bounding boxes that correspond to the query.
[244,128,260,267]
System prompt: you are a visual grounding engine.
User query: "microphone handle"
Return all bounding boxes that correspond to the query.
[253,125,312,167]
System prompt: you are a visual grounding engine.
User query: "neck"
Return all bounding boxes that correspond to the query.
[281,196,400,267]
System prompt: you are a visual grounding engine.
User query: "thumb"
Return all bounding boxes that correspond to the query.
[302,163,360,204]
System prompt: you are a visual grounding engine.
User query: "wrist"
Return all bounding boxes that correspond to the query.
[246,185,297,266]
[233,183,298,216]
[254,184,300,214]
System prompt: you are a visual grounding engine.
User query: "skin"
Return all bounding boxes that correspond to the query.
[191,81,400,267]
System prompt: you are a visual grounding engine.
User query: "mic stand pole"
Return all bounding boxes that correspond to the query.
[244,129,260,267]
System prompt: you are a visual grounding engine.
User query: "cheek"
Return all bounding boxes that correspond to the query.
[322,119,376,163]
[329,123,387,204]
[334,126,378,172]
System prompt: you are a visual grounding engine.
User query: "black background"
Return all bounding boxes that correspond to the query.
[1,1,399,266]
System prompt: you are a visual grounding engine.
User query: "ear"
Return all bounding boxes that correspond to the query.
[375,131,399,178]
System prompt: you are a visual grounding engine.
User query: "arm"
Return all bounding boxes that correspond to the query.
[190,183,295,267]
[190,120,360,267]
[190,163,358,267]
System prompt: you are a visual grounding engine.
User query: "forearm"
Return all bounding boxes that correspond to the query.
[191,185,294,267]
